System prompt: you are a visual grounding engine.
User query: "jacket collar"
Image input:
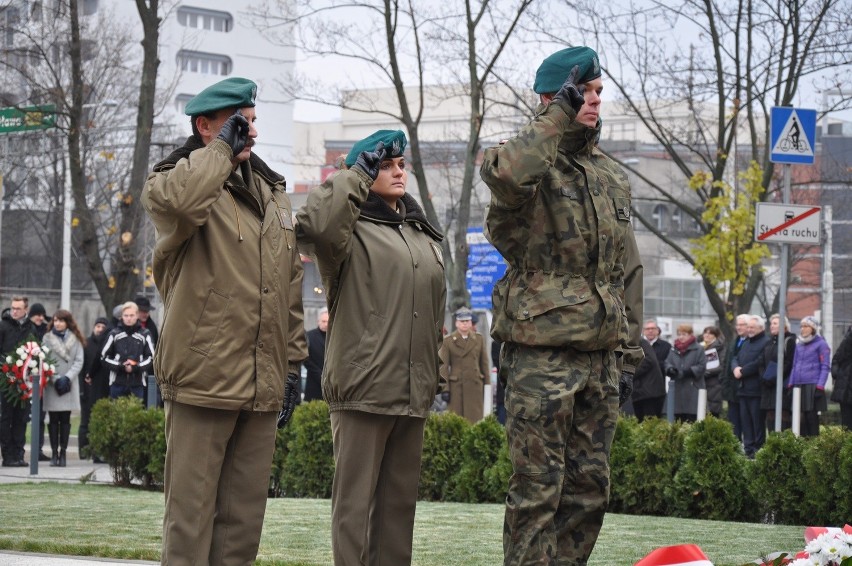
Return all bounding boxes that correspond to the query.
[154,136,286,189]
[359,191,444,241]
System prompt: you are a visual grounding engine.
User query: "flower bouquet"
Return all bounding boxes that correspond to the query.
[755,525,852,566]
[1,340,56,408]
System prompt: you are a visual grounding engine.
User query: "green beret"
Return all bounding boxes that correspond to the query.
[533,46,601,94]
[184,77,258,116]
[345,129,407,167]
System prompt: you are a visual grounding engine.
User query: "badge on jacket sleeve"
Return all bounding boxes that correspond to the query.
[430,242,444,268]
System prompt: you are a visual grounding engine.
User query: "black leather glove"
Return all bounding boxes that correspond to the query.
[665,366,679,378]
[682,367,695,379]
[553,65,586,113]
[351,141,388,180]
[618,371,633,407]
[277,372,300,429]
[216,110,250,156]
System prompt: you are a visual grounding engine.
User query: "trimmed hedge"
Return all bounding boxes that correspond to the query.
[88,398,852,525]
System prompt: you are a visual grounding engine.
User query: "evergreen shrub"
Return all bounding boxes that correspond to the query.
[671,416,755,521]
[279,400,334,498]
[748,430,807,525]
[419,412,469,501]
[451,415,508,503]
[801,426,848,525]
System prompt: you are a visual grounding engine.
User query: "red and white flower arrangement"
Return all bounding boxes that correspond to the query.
[757,526,852,566]
[1,340,56,408]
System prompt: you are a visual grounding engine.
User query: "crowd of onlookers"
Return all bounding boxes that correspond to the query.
[624,315,852,458]
[0,294,158,468]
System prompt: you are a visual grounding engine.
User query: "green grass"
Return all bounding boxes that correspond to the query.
[0,483,806,565]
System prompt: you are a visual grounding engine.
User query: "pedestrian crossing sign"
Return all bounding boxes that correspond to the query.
[770,107,816,164]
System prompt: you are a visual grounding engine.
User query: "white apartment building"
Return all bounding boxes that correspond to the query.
[103,0,297,178]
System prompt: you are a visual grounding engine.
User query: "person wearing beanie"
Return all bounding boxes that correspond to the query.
[78,316,112,460]
[479,45,644,565]
[788,315,831,436]
[142,77,308,565]
[297,129,446,566]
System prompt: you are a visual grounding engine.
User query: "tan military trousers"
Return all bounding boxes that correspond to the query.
[502,344,619,566]
[161,401,277,566]
[330,410,426,566]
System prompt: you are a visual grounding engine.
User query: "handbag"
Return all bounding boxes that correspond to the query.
[54,375,72,396]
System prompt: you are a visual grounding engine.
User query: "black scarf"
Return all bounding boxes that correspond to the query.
[359,191,443,242]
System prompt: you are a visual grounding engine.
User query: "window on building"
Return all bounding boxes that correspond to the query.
[176,50,232,76]
[671,207,682,232]
[2,6,19,47]
[82,0,98,16]
[175,93,195,115]
[644,278,703,317]
[177,7,232,32]
[652,204,668,232]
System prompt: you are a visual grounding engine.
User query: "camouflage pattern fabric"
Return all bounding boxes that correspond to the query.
[481,102,643,371]
[502,343,618,565]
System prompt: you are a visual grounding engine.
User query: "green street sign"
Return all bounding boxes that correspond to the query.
[0,105,57,134]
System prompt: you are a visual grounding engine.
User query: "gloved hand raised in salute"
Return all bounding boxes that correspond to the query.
[351,141,388,180]
[217,110,250,157]
[553,65,586,114]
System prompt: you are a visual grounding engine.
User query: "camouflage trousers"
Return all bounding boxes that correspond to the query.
[501,343,619,566]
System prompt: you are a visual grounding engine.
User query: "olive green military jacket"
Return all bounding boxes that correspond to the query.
[142,137,307,411]
[296,169,446,417]
[480,102,644,372]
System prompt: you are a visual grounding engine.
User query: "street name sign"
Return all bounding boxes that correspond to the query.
[0,105,56,134]
[769,107,816,165]
[755,202,821,244]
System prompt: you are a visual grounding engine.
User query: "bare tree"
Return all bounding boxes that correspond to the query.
[0,0,163,313]
[545,0,852,336]
[249,0,538,310]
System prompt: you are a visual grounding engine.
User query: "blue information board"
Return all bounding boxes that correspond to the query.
[770,107,816,165]
[466,227,507,310]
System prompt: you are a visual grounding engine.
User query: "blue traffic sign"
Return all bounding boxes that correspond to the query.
[770,107,816,165]
[466,227,507,310]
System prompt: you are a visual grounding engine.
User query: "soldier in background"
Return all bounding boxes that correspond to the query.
[439,307,490,423]
[480,46,643,565]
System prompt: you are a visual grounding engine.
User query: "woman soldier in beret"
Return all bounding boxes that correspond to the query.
[297,130,446,566]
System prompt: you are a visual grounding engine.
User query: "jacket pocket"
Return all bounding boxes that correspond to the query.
[189,288,230,356]
[505,389,541,420]
[349,312,385,370]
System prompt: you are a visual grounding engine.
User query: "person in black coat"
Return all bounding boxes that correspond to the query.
[831,326,852,430]
[733,315,770,458]
[631,338,666,421]
[303,309,328,403]
[760,314,795,432]
[0,296,39,467]
[78,317,111,459]
[643,319,671,369]
[722,314,750,441]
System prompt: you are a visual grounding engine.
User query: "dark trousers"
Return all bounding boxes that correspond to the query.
[633,396,665,422]
[0,395,29,463]
[727,400,742,440]
[800,410,820,437]
[739,396,764,457]
[841,403,852,430]
[110,383,145,401]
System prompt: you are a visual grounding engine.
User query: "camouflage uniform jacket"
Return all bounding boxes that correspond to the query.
[480,101,644,372]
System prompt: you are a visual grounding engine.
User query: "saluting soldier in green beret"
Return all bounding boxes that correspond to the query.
[142,77,308,566]
[480,46,644,565]
[296,129,446,566]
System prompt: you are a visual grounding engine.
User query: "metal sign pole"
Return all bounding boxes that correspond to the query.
[775,164,790,433]
[30,367,41,475]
